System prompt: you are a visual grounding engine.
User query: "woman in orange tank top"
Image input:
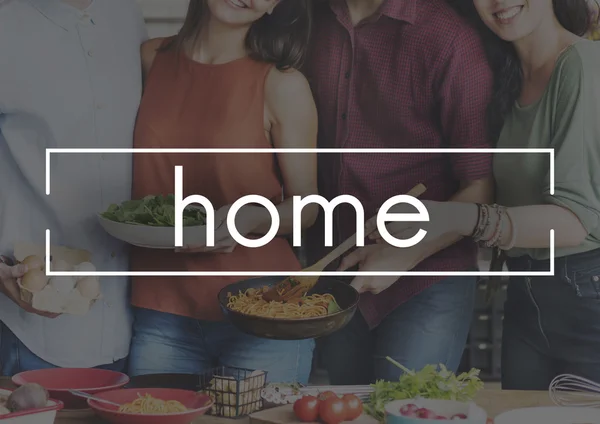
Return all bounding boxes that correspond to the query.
[128,0,318,384]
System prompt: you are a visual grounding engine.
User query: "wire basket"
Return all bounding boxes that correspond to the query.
[199,366,267,418]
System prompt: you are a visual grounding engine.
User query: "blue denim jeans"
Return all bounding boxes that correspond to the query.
[128,308,315,384]
[503,249,600,390]
[319,276,476,384]
[0,323,127,376]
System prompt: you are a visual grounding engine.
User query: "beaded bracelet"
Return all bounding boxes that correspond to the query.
[498,210,517,250]
[484,206,505,248]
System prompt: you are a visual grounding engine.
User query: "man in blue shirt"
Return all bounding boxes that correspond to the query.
[0,0,147,374]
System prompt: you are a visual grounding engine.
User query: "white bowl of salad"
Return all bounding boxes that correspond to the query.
[98,194,223,249]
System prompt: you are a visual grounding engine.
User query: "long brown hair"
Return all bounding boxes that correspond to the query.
[166,0,312,71]
[449,0,599,141]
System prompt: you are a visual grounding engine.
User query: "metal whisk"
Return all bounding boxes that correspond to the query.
[550,374,600,408]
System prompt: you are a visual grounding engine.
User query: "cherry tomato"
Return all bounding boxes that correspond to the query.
[318,396,347,424]
[341,394,363,420]
[317,391,338,401]
[293,396,320,422]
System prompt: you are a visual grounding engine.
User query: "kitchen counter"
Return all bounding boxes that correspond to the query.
[2,377,554,423]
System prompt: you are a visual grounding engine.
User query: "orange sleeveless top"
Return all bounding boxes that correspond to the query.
[130,40,301,321]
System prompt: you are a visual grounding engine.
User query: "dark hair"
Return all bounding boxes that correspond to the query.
[166,0,312,71]
[449,0,599,141]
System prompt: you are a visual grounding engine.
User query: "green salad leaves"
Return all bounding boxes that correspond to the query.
[366,357,484,423]
[101,194,206,227]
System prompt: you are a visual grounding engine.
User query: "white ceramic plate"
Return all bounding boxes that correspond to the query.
[494,407,600,424]
[97,214,224,250]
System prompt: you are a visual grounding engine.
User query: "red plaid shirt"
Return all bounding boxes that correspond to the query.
[305,0,494,329]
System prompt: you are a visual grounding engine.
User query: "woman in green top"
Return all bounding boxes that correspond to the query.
[341,0,600,389]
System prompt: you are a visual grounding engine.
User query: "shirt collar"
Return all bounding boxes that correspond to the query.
[379,0,417,23]
[328,0,417,24]
[25,0,76,31]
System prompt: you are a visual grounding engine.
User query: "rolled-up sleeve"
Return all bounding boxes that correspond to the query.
[438,27,494,182]
[542,50,600,234]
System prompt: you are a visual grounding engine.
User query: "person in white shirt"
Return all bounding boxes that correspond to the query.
[0,0,147,374]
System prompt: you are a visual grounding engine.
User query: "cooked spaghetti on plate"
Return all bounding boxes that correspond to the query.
[118,393,188,414]
[226,286,340,319]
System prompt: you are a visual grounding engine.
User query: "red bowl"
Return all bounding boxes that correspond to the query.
[12,368,129,409]
[87,388,213,424]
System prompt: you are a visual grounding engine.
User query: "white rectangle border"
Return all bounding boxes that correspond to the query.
[45,148,555,277]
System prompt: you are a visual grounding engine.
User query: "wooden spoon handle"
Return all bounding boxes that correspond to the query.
[309,183,427,272]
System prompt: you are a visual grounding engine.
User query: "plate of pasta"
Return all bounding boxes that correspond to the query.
[218,276,359,340]
[87,388,213,424]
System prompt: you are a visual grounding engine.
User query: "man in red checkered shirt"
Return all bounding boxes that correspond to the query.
[304,0,495,383]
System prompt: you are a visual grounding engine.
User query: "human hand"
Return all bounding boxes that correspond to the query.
[0,257,61,318]
[176,204,265,253]
[367,200,466,245]
[338,244,419,295]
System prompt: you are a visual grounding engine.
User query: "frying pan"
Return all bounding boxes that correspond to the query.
[218,276,359,340]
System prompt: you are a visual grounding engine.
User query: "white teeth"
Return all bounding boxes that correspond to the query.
[496,6,521,20]
[230,0,246,7]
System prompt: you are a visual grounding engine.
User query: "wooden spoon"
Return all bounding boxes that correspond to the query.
[262,183,427,303]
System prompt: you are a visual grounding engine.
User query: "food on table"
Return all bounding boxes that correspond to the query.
[261,383,303,405]
[366,357,484,423]
[226,286,341,319]
[293,393,364,424]
[15,250,101,315]
[118,393,187,414]
[318,395,348,424]
[318,391,338,401]
[293,395,320,422]
[2,383,49,413]
[202,370,266,417]
[101,194,206,226]
[343,394,363,420]
[399,403,468,420]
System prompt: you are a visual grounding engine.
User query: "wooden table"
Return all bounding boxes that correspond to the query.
[2,377,554,423]
[249,390,555,424]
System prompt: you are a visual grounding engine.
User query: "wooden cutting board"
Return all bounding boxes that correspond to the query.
[248,390,554,424]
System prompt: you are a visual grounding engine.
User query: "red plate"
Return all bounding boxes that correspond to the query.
[12,368,129,409]
[87,388,213,424]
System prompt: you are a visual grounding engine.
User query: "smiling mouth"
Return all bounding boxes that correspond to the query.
[228,0,249,8]
[494,5,523,23]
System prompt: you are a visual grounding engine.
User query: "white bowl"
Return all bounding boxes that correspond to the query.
[495,407,600,424]
[97,214,224,249]
[385,399,487,424]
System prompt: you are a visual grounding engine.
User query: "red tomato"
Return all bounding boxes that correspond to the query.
[318,396,347,424]
[341,394,363,421]
[317,391,338,401]
[294,396,320,422]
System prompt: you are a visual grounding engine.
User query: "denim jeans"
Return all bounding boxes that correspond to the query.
[0,323,127,376]
[128,308,315,384]
[319,276,476,384]
[503,248,600,390]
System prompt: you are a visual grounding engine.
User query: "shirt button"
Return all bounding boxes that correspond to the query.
[87,50,93,57]
[344,71,351,79]
[341,113,347,120]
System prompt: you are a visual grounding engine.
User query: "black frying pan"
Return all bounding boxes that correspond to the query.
[218,276,359,340]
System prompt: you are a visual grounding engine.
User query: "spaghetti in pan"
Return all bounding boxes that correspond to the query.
[226,286,339,319]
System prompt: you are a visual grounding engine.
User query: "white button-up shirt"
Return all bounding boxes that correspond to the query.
[0,0,147,367]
